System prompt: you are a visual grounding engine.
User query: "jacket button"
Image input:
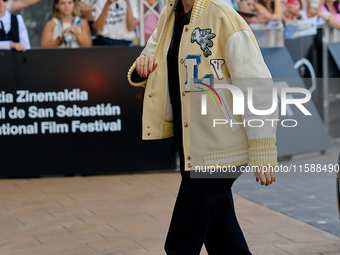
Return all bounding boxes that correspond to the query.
[184,122,188,127]
[170,3,172,6]
[180,59,184,64]
[185,28,189,32]
[187,155,191,160]
[147,125,150,129]
[147,133,150,136]
[182,91,186,96]
[149,94,152,98]
[188,163,192,168]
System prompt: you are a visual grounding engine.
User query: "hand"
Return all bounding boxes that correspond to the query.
[56,35,65,45]
[257,11,266,23]
[307,7,317,18]
[136,55,157,78]
[76,0,94,20]
[10,42,26,52]
[238,0,249,12]
[70,24,80,36]
[287,4,300,16]
[254,166,276,186]
[271,13,280,21]
[329,14,336,23]
[317,11,332,22]
[62,28,70,34]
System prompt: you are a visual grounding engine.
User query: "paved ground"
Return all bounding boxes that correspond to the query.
[233,141,340,237]
[1,172,340,255]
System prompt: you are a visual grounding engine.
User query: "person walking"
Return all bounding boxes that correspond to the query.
[128,0,278,253]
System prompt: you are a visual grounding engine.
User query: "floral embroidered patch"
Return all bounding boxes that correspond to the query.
[191,27,216,57]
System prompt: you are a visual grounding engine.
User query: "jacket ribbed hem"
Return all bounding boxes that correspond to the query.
[202,138,277,168]
[203,148,249,167]
[248,138,278,167]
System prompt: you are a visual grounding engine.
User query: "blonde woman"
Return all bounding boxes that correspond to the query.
[41,0,92,48]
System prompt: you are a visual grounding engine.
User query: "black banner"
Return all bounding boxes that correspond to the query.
[0,47,176,177]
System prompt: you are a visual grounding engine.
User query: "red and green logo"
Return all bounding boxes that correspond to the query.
[197,82,222,106]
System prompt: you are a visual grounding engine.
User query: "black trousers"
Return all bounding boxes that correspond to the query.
[164,149,252,255]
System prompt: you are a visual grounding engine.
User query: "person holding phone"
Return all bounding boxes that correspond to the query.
[238,0,266,24]
[282,0,303,23]
[41,0,92,48]
[0,0,30,51]
[75,0,94,22]
[256,0,283,24]
[91,0,139,46]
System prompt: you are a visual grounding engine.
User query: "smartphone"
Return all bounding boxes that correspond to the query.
[237,10,257,17]
[75,18,82,26]
[311,0,319,10]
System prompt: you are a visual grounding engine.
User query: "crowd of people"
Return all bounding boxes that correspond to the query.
[0,0,340,51]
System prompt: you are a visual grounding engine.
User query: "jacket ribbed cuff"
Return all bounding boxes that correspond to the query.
[127,62,148,87]
[247,138,278,167]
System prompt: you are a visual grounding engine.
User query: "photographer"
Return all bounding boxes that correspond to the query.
[41,0,92,48]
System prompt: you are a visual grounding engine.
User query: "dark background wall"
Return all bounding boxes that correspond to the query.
[0,47,176,178]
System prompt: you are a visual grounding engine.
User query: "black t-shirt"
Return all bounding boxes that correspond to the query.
[167,0,192,155]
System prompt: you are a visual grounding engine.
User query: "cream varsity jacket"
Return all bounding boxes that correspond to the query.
[128,0,278,171]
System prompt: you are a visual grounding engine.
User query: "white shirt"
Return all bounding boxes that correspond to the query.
[0,10,31,50]
[92,0,139,41]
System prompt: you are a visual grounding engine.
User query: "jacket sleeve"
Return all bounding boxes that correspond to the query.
[224,29,278,167]
[127,7,166,87]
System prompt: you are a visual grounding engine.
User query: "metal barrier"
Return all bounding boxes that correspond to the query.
[324,26,340,43]
[137,5,285,48]
[250,24,285,48]
[322,26,340,133]
[139,0,165,46]
[338,151,340,219]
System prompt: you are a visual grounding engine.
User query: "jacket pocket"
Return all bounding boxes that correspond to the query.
[216,89,241,133]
